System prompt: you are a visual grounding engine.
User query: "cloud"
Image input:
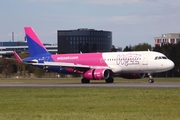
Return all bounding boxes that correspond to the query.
[149,15,164,20]
[88,0,141,5]
[28,0,180,7]
[108,15,140,22]
[28,0,141,5]
[28,0,68,2]
[104,14,168,25]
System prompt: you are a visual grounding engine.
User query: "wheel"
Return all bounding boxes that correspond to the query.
[148,79,154,83]
[105,77,114,83]
[81,78,90,83]
[148,73,154,83]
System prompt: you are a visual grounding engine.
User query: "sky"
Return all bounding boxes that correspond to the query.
[1,0,180,49]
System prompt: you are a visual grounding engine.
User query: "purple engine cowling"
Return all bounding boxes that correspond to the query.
[83,69,110,80]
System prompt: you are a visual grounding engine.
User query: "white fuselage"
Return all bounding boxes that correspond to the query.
[102,51,174,74]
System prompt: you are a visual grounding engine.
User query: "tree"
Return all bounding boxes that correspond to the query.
[11,53,30,77]
[123,45,133,51]
[0,58,15,78]
[133,43,152,51]
[33,67,46,78]
[111,45,117,52]
[153,43,179,77]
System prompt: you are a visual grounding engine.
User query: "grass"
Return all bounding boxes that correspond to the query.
[0,77,180,83]
[0,87,180,120]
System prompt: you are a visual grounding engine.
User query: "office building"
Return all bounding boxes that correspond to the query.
[57,28,112,53]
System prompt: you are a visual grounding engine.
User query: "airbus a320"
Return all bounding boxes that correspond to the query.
[13,27,174,83]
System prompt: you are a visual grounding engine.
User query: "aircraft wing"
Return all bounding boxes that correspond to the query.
[32,62,110,69]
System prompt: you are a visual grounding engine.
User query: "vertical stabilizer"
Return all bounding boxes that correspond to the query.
[24,27,50,57]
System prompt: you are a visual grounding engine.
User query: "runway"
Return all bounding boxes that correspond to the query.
[0,82,180,88]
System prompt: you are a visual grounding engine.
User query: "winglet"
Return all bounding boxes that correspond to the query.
[13,51,22,63]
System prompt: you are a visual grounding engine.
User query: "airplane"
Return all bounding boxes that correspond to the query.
[13,27,174,83]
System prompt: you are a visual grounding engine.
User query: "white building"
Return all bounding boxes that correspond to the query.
[154,33,180,46]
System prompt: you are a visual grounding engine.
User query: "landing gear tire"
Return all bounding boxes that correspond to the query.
[105,77,114,83]
[148,73,154,83]
[148,79,154,83]
[81,78,90,83]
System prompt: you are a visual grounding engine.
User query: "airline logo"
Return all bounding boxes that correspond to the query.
[116,53,141,66]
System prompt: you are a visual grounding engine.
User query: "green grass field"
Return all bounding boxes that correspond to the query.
[0,87,180,120]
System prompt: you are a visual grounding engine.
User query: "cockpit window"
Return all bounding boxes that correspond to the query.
[162,56,167,59]
[155,56,168,60]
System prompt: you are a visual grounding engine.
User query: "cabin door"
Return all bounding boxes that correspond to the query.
[142,53,148,65]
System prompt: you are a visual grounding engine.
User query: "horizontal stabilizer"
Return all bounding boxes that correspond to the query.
[13,51,22,63]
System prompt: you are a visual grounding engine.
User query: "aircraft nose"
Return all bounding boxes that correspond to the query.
[167,60,175,70]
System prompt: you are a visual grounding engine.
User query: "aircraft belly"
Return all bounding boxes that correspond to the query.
[120,65,140,73]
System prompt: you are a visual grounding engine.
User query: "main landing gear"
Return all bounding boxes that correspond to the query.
[148,73,154,83]
[81,78,90,83]
[105,77,114,83]
[81,77,114,83]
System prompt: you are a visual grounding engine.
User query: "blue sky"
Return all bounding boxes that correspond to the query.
[1,0,180,48]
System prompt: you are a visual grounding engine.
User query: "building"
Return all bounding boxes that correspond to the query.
[57,28,112,53]
[154,33,180,46]
[0,41,27,46]
[0,41,57,57]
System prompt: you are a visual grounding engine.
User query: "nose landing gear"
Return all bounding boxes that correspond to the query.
[148,73,154,83]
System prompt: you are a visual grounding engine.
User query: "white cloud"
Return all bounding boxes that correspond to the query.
[28,0,180,7]
[28,0,68,2]
[88,0,141,5]
[108,15,140,22]
[149,15,164,20]
[28,0,141,5]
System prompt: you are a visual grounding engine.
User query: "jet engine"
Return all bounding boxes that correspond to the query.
[83,69,110,80]
[120,73,146,79]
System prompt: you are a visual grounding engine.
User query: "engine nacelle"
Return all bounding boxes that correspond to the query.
[83,69,110,80]
[120,73,145,79]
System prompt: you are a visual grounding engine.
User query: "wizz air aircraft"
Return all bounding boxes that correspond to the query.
[13,27,174,83]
